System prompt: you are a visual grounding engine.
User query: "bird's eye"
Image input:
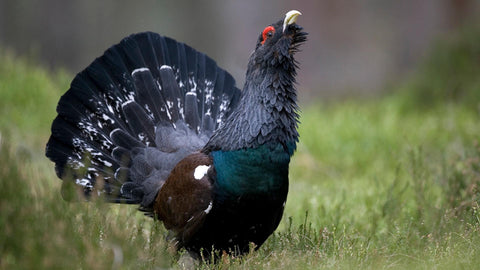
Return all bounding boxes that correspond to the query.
[261,26,275,45]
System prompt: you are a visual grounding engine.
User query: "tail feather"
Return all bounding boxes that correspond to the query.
[110,128,144,149]
[193,53,207,124]
[46,32,241,210]
[134,34,161,78]
[111,147,131,166]
[121,101,156,144]
[131,69,171,125]
[211,71,241,127]
[173,42,189,93]
[158,66,183,122]
[184,92,200,131]
[118,36,150,70]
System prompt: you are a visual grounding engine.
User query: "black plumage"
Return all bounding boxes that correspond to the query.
[46,10,306,257]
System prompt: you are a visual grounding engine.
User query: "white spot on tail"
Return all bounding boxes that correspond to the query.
[131,67,150,76]
[204,201,213,214]
[98,158,112,167]
[189,76,197,92]
[121,100,134,108]
[109,128,121,138]
[178,80,185,88]
[106,104,115,114]
[76,178,92,187]
[166,101,174,110]
[193,165,210,180]
[101,114,115,125]
[160,65,172,70]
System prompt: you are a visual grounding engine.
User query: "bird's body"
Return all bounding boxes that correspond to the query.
[46,10,306,256]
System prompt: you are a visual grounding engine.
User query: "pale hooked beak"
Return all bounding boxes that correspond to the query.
[283,10,302,32]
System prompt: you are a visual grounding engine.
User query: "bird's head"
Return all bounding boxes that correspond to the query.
[203,11,306,152]
[250,10,307,69]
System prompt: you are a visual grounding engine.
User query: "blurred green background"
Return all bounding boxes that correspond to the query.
[1,1,480,269]
[1,0,479,99]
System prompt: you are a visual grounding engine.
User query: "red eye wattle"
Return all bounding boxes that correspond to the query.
[261,26,275,45]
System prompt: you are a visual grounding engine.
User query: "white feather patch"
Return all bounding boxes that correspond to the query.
[121,100,134,108]
[160,65,172,70]
[109,128,122,139]
[131,67,150,76]
[193,165,210,180]
[204,201,213,214]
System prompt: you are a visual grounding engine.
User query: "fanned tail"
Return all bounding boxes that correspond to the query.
[46,32,241,211]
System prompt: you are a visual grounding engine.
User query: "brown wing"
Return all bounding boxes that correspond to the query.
[154,152,214,243]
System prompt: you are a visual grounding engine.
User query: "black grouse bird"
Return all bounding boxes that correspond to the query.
[46,10,307,256]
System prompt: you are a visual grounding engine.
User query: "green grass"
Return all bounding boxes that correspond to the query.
[1,28,480,269]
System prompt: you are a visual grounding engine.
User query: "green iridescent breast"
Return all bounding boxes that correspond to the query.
[211,142,296,198]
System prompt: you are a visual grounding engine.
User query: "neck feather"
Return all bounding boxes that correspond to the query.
[204,63,299,152]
